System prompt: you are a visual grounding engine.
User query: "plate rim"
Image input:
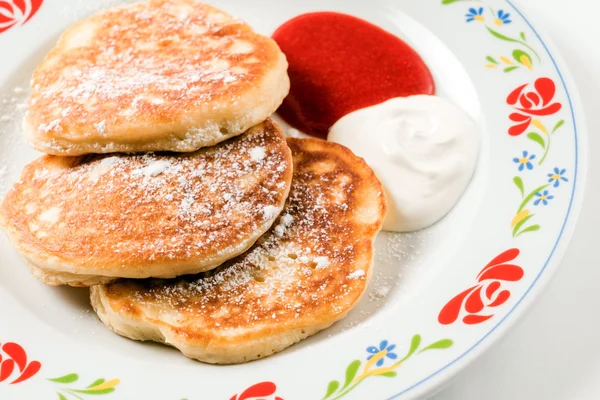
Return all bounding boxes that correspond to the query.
[388,0,588,397]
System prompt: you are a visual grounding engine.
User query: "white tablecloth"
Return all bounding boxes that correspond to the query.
[433,0,600,399]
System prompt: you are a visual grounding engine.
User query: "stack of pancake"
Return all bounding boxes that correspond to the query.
[0,0,386,364]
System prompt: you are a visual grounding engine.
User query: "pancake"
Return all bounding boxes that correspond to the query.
[90,138,387,364]
[24,0,289,156]
[0,119,292,286]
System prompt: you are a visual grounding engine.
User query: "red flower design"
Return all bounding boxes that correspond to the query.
[0,0,44,35]
[507,77,562,136]
[438,249,524,325]
[0,342,41,384]
[229,382,283,400]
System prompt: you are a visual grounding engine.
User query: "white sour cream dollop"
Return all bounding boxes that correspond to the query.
[328,95,480,232]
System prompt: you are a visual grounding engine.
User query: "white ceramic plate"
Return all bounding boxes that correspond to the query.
[0,0,587,399]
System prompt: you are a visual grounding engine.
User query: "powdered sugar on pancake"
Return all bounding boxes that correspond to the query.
[348,270,365,280]
[31,2,253,128]
[25,0,288,155]
[2,122,291,270]
[115,139,387,329]
[249,146,266,162]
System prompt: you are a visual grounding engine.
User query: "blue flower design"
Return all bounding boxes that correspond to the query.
[466,7,484,23]
[366,340,398,367]
[513,151,536,171]
[534,190,554,206]
[495,10,512,25]
[548,168,568,188]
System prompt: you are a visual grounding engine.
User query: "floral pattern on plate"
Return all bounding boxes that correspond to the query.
[0,342,41,384]
[229,382,283,400]
[0,0,44,34]
[0,0,584,399]
[322,335,453,399]
[438,249,523,325]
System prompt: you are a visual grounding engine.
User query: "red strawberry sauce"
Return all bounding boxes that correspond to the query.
[272,12,435,138]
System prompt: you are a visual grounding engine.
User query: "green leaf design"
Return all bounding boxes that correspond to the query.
[552,119,565,133]
[517,224,541,237]
[49,374,79,384]
[72,388,116,395]
[324,381,340,399]
[87,379,105,388]
[512,215,535,237]
[58,393,68,400]
[342,360,361,389]
[486,56,498,64]
[323,333,456,400]
[527,132,546,149]
[487,27,517,42]
[513,49,533,69]
[400,334,421,362]
[504,66,519,73]
[420,339,454,353]
[513,177,525,197]
[486,27,541,61]
[520,32,527,41]
[518,184,549,212]
[441,0,463,4]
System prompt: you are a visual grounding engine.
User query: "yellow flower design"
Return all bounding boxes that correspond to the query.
[87,379,120,391]
[49,373,121,399]
[519,55,533,70]
[511,210,530,228]
[532,119,548,134]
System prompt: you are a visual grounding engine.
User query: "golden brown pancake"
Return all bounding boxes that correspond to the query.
[1,119,292,286]
[24,0,289,155]
[90,138,387,364]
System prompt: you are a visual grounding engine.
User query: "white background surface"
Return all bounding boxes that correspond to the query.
[433,1,600,399]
